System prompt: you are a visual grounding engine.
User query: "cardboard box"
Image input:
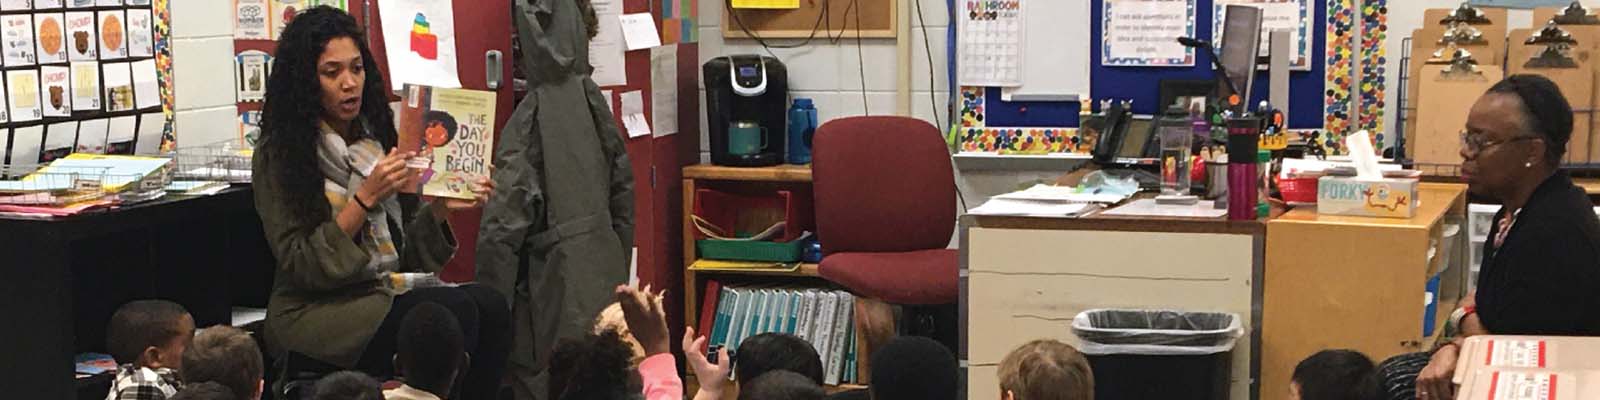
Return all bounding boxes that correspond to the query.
[1451,335,1600,399]
[1316,176,1420,219]
[1457,369,1595,399]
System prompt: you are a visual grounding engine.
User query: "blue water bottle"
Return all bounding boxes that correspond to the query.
[787,98,817,164]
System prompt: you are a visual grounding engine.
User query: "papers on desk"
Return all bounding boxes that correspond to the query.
[991,184,1131,204]
[1101,199,1228,218]
[969,198,1097,218]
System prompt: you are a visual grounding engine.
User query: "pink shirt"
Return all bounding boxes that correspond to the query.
[639,353,684,400]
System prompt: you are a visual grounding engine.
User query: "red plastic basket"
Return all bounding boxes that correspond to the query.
[1280,176,1319,204]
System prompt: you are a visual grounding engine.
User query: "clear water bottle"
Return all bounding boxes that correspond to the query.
[787,98,817,164]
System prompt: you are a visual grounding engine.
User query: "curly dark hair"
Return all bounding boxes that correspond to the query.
[423,110,458,146]
[257,6,397,226]
[548,330,642,400]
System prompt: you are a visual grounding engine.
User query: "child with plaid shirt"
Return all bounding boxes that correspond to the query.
[105,300,195,400]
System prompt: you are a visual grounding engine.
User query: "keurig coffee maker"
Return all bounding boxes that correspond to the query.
[705,55,788,167]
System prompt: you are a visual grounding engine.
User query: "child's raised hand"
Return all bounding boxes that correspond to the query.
[615,284,670,356]
[683,327,731,400]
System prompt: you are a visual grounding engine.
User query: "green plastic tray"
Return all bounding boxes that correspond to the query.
[696,239,805,263]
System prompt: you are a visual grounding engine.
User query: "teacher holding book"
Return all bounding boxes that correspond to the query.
[250,7,509,400]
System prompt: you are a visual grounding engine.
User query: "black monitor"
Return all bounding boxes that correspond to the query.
[1218,5,1262,113]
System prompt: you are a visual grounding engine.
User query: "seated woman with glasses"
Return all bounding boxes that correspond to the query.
[1404,74,1600,400]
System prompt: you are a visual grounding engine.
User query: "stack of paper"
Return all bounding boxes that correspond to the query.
[700,283,864,385]
[165,181,229,196]
[969,198,1097,217]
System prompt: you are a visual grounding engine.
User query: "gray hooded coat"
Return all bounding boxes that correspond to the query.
[476,0,634,398]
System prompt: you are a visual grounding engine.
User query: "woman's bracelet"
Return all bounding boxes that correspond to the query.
[353,192,375,212]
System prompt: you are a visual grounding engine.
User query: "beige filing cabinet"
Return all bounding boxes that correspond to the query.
[1260,183,1469,400]
[962,214,1267,400]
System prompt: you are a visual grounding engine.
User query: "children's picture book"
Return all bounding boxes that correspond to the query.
[396,84,496,200]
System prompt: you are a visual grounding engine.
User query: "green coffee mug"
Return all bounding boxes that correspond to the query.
[729,121,769,155]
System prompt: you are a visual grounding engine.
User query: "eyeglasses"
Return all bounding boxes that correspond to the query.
[1460,130,1542,155]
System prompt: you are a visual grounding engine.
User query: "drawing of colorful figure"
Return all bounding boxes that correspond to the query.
[419,110,456,187]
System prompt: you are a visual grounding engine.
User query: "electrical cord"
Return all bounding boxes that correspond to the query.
[913,0,942,128]
[852,0,868,116]
[726,0,855,60]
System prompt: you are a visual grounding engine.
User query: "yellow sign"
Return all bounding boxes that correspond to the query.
[1259,133,1289,150]
[732,0,801,9]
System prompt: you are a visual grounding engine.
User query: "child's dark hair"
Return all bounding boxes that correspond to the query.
[423,110,458,144]
[170,382,237,400]
[1292,349,1377,400]
[735,333,825,386]
[310,371,383,400]
[548,330,642,400]
[870,336,959,400]
[738,370,825,400]
[105,300,190,364]
[181,326,263,400]
[397,302,465,396]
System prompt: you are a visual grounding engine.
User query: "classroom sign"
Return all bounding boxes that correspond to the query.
[1102,0,1195,67]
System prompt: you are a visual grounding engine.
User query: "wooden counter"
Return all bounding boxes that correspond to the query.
[962,212,1265,400]
[1260,183,1470,400]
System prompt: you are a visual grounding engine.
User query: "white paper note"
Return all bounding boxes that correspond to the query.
[71,60,99,110]
[39,65,69,117]
[1,0,31,10]
[1103,0,1192,65]
[41,120,75,162]
[68,0,92,8]
[601,89,614,113]
[35,13,65,64]
[125,8,152,57]
[588,0,626,86]
[12,125,43,164]
[46,122,78,155]
[2,14,37,66]
[649,44,677,137]
[64,11,95,61]
[377,0,461,90]
[7,69,41,122]
[234,0,271,40]
[619,90,649,137]
[75,118,108,154]
[106,117,135,154]
[135,111,163,155]
[236,50,270,102]
[131,59,158,109]
[102,61,132,112]
[36,0,62,8]
[97,10,126,59]
[271,0,309,40]
[95,0,117,5]
[618,13,661,51]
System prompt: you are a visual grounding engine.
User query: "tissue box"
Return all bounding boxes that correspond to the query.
[1316,176,1419,219]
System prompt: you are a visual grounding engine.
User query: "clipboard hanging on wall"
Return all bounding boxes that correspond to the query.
[1414,57,1502,173]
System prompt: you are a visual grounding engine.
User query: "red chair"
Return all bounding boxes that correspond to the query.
[812,116,959,349]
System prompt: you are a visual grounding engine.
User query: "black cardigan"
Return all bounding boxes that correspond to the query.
[1479,172,1600,335]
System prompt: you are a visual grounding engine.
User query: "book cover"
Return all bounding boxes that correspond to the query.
[41,65,70,117]
[35,13,65,63]
[772,290,791,333]
[8,69,42,122]
[2,14,35,66]
[795,290,816,343]
[813,291,839,361]
[787,291,802,335]
[748,289,770,342]
[97,10,125,59]
[397,84,496,200]
[726,288,750,350]
[825,291,854,385]
[697,279,722,346]
[64,11,94,61]
[125,8,151,57]
[710,286,733,348]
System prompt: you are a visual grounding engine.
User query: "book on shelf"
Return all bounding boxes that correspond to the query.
[698,279,723,342]
[825,292,854,385]
[701,285,865,384]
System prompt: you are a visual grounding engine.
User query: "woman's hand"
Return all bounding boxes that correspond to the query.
[429,175,495,219]
[356,148,415,207]
[1416,343,1461,400]
[683,327,731,400]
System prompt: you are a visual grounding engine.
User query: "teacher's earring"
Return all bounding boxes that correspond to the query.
[1526,162,1534,168]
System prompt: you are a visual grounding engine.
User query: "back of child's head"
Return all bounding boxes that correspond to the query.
[734,333,824,386]
[547,330,642,400]
[106,299,193,368]
[310,371,382,400]
[180,326,262,400]
[170,382,237,400]
[738,370,826,400]
[397,302,465,396]
[997,339,1093,400]
[593,302,646,363]
[1292,349,1377,400]
[869,336,959,400]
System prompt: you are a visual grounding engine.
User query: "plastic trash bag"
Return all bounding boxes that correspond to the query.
[1071,309,1243,356]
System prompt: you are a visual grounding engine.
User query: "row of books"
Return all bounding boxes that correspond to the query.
[697,281,863,386]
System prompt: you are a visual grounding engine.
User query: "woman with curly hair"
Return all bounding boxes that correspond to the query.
[250,6,510,399]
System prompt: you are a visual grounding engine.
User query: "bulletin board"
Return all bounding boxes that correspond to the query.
[958,0,1394,155]
[0,0,176,166]
[721,0,896,39]
[232,0,355,150]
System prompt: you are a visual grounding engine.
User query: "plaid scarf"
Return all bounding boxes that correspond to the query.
[316,121,401,274]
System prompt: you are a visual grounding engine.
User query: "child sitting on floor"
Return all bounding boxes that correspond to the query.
[385,302,467,400]
[311,371,384,400]
[997,339,1094,400]
[867,336,960,400]
[1292,349,1380,400]
[549,284,681,400]
[740,370,825,400]
[179,326,263,400]
[105,300,195,400]
[169,382,236,400]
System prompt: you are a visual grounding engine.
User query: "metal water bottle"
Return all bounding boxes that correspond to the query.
[787,98,817,164]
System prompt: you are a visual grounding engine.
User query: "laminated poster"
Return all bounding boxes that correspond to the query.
[2,14,36,67]
[71,61,99,110]
[126,9,152,58]
[65,12,95,61]
[235,0,271,40]
[235,50,270,102]
[102,61,132,112]
[0,0,30,10]
[131,58,157,109]
[99,10,126,59]
[35,13,66,64]
[376,0,461,90]
[271,0,308,42]
[40,65,70,117]
[8,69,42,122]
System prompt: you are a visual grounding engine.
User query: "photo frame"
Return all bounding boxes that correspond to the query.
[1158,79,1216,114]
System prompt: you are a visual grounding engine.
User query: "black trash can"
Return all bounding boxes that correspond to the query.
[1071,309,1242,400]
